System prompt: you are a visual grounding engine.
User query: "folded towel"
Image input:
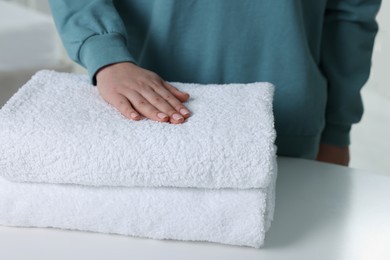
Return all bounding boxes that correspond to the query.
[0,70,276,189]
[0,70,278,248]
[0,159,277,248]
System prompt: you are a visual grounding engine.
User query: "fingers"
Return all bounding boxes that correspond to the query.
[163,82,190,102]
[150,83,191,119]
[137,87,185,124]
[110,94,142,121]
[121,90,172,123]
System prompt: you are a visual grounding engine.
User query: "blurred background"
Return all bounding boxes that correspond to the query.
[0,0,389,174]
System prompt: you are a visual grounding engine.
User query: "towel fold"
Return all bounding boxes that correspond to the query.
[0,70,278,248]
[0,160,277,248]
[0,70,276,189]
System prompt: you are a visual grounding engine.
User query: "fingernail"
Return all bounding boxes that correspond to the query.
[157,112,168,119]
[179,108,190,116]
[172,113,183,121]
[130,112,139,118]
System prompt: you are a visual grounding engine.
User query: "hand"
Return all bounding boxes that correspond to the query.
[96,62,191,124]
[316,143,350,166]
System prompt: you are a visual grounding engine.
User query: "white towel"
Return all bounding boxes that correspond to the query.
[0,70,276,189]
[0,70,277,248]
[0,160,277,248]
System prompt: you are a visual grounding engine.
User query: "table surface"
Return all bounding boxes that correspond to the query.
[1,157,389,260]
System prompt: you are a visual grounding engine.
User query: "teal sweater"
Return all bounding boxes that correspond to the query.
[49,0,381,159]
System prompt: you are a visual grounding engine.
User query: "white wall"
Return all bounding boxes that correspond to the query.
[349,1,390,174]
[370,0,390,98]
[2,0,51,13]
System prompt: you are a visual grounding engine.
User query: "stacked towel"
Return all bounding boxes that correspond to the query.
[0,70,277,248]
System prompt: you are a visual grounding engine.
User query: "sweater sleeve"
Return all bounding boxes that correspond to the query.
[48,0,136,84]
[319,0,381,146]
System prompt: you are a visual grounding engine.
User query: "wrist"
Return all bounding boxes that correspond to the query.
[78,33,136,85]
[316,143,350,166]
[96,62,139,86]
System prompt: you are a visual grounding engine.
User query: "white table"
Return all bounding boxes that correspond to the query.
[1,158,389,260]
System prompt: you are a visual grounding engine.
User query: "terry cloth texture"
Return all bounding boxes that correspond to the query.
[0,70,277,248]
[0,70,276,189]
[0,160,277,248]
